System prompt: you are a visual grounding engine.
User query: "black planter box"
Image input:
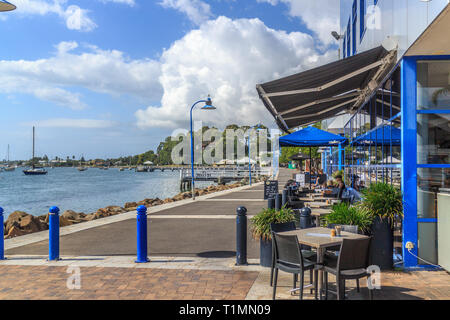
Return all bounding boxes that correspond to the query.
[260,238,272,268]
[370,217,393,270]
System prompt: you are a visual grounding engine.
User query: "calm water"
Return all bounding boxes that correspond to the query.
[0,167,213,218]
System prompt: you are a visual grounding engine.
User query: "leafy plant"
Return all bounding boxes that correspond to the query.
[332,170,344,179]
[250,207,295,241]
[324,202,374,233]
[360,182,403,224]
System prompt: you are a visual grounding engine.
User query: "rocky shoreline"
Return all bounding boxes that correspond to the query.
[3,178,264,239]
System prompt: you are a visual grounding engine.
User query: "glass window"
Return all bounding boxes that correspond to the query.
[418,222,438,265]
[417,61,450,110]
[417,168,450,218]
[417,114,450,164]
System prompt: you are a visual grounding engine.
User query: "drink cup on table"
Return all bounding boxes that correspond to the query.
[330,229,336,237]
[335,225,342,237]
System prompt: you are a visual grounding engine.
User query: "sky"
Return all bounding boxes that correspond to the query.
[0,0,340,160]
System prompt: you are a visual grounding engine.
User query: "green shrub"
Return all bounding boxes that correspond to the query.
[250,207,295,241]
[360,182,403,224]
[324,202,373,233]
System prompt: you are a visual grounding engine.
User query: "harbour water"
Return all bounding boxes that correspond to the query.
[0,167,213,218]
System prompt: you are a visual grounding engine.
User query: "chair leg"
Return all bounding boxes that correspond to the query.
[324,272,328,300]
[299,272,304,300]
[270,267,274,287]
[356,279,360,293]
[293,274,298,290]
[314,269,318,300]
[272,268,278,300]
[337,277,344,300]
[309,269,313,294]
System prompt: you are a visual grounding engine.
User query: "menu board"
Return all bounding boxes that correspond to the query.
[296,174,306,187]
[264,180,279,200]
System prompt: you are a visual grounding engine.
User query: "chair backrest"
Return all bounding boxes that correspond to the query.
[337,237,372,271]
[272,232,304,268]
[270,222,296,233]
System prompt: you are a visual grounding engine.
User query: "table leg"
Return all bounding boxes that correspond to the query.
[316,247,324,300]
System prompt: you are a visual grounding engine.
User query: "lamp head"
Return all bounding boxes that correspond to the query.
[331,31,342,40]
[0,0,16,12]
[201,95,216,110]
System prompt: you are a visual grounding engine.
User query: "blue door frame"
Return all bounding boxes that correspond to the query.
[401,55,450,269]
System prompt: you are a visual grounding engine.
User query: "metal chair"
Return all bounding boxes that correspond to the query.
[325,225,361,292]
[272,232,317,300]
[269,222,316,290]
[316,237,373,300]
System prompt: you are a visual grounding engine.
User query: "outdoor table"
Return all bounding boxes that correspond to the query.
[311,208,332,227]
[278,227,369,300]
[304,202,332,209]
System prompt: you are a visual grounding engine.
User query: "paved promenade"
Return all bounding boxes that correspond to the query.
[1,168,449,300]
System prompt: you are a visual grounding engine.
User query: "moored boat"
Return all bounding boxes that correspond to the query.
[23,127,47,176]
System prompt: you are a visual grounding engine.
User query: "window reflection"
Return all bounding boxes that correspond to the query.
[417,114,450,164]
[417,168,450,218]
[417,61,450,110]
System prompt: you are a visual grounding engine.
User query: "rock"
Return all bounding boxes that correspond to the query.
[124,202,138,209]
[7,226,25,238]
[59,216,73,227]
[84,213,96,221]
[5,211,47,234]
[61,210,86,222]
[105,206,126,215]
[94,208,111,219]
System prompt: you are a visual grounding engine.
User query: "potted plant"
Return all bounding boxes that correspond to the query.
[250,207,295,267]
[360,183,403,270]
[324,202,373,234]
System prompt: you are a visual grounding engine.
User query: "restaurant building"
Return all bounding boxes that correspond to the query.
[257,0,450,269]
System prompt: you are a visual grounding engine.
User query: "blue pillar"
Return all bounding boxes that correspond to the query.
[323,149,327,174]
[48,206,60,261]
[401,57,418,268]
[0,207,5,260]
[136,205,149,263]
[338,144,343,171]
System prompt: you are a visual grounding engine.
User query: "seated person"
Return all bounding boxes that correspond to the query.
[314,169,327,189]
[334,175,346,199]
[344,187,362,204]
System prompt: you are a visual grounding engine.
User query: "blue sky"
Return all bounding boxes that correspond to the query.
[0,0,339,160]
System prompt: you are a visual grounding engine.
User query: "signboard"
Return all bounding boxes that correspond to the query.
[296,174,306,187]
[264,180,279,200]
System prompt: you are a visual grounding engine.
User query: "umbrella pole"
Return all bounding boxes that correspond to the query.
[309,147,312,190]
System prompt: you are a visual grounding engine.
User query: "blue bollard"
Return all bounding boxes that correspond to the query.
[236,206,248,266]
[48,206,60,261]
[0,207,5,260]
[135,205,149,263]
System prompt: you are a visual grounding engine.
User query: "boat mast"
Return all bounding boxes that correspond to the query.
[32,126,35,169]
[7,144,9,164]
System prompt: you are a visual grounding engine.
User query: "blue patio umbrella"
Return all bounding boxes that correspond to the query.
[0,1,15,12]
[280,126,347,188]
[352,125,401,146]
[279,126,347,147]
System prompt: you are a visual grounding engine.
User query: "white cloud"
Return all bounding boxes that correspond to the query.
[257,0,340,45]
[21,118,118,128]
[11,0,97,31]
[0,41,162,109]
[135,16,335,129]
[98,0,135,5]
[159,0,213,25]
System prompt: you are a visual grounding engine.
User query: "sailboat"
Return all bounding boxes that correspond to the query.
[4,145,15,171]
[23,127,48,175]
[77,154,87,171]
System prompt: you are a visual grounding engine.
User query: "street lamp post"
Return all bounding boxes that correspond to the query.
[190,96,216,200]
[247,126,261,186]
